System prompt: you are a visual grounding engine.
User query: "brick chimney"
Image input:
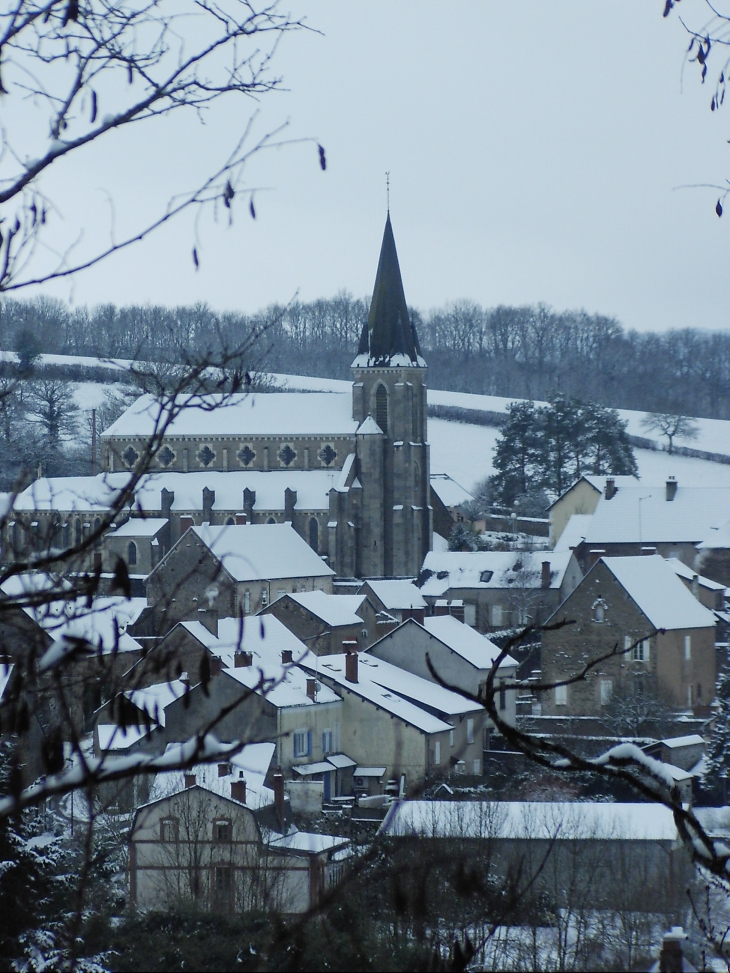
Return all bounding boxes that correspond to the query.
[281,649,293,665]
[243,488,256,523]
[198,606,218,637]
[235,512,248,525]
[449,600,465,623]
[692,574,700,599]
[230,774,247,804]
[184,773,196,788]
[666,476,678,501]
[273,767,285,831]
[658,926,687,973]
[218,761,230,777]
[234,650,253,667]
[284,487,297,523]
[210,655,223,676]
[541,561,551,589]
[604,477,617,500]
[345,650,358,683]
[202,486,215,522]
[306,678,317,701]
[179,515,194,536]
[402,607,425,624]
[434,599,449,616]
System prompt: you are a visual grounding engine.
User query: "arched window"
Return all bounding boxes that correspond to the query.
[127,541,137,566]
[592,597,607,623]
[309,517,318,551]
[375,384,388,433]
[267,517,276,525]
[225,517,235,526]
[75,519,82,546]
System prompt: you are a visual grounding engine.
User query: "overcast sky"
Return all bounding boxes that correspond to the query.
[16,1,730,333]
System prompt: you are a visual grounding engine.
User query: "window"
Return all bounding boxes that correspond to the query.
[688,685,693,708]
[555,685,567,706]
[160,818,178,842]
[592,597,607,623]
[464,604,476,627]
[261,589,268,608]
[309,517,319,551]
[127,540,137,566]
[472,759,481,775]
[449,727,455,747]
[243,590,251,614]
[466,718,474,745]
[375,384,388,433]
[322,729,334,755]
[434,741,441,765]
[600,679,613,705]
[213,866,232,907]
[267,516,276,525]
[492,604,502,627]
[685,635,692,660]
[213,819,232,843]
[499,681,507,711]
[293,729,311,758]
[629,637,650,663]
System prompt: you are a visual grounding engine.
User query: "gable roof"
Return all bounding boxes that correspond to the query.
[553,514,594,552]
[419,550,573,598]
[600,555,716,631]
[549,474,639,510]
[429,473,474,509]
[665,558,726,592]
[101,391,358,440]
[283,590,366,627]
[191,523,334,583]
[361,579,426,610]
[420,615,517,670]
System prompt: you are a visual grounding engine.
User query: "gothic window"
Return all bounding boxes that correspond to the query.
[122,445,139,468]
[592,597,607,623]
[157,445,176,468]
[237,445,256,467]
[309,517,318,551]
[225,517,235,526]
[127,541,137,566]
[375,384,388,433]
[197,445,216,467]
[267,517,276,525]
[414,462,420,491]
[412,394,419,439]
[278,444,297,467]
[319,444,337,466]
[75,519,82,546]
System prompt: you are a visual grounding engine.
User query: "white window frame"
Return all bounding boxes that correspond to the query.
[293,729,311,758]
[600,678,613,705]
[685,635,692,660]
[449,727,455,748]
[555,684,567,706]
[434,740,441,765]
[322,728,334,755]
[466,718,474,745]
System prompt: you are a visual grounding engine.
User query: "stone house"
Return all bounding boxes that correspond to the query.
[145,523,334,634]
[418,550,582,632]
[541,555,717,717]
[259,589,380,654]
[129,745,349,914]
[429,473,475,541]
[357,579,427,623]
[666,558,726,611]
[366,615,518,727]
[104,517,168,581]
[300,650,486,786]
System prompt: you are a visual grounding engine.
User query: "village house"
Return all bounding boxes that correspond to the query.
[366,614,518,727]
[429,473,475,541]
[548,475,639,548]
[300,649,486,786]
[144,522,334,635]
[418,549,581,632]
[541,554,717,717]
[258,589,379,654]
[129,742,349,914]
[357,579,428,623]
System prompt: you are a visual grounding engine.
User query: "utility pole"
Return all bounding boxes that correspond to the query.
[90,408,97,475]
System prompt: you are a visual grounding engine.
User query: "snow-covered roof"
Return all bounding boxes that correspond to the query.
[266,831,349,854]
[549,474,640,509]
[381,800,680,842]
[151,742,277,811]
[110,518,168,538]
[124,679,189,727]
[351,352,427,368]
[10,473,129,512]
[429,473,474,509]
[180,615,342,709]
[600,556,717,631]
[697,519,730,551]
[553,514,594,552]
[420,615,517,671]
[36,596,147,666]
[354,766,386,777]
[665,558,726,592]
[583,484,730,545]
[101,391,359,439]
[284,590,365,627]
[419,550,573,598]
[189,523,334,582]
[96,724,150,751]
[302,651,478,732]
[356,416,383,435]
[659,734,705,749]
[361,579,427,610]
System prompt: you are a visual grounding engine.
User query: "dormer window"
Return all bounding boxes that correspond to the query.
[480,570,493,583]
[592,597,607,623]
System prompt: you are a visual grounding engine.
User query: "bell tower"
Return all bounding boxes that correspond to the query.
[352,213,431,577]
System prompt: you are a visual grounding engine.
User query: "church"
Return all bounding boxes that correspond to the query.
[100,215,433,579]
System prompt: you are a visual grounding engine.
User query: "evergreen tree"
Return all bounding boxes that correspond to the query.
[491,401,543,506]
[703,665,730,801]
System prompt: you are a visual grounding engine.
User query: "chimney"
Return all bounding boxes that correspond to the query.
[284,487,297,523]
[449,600,465,623]
[658,926,687,973]
[161,487,175,518]
[272,767,285,831]
[230,776,247,804]
[604,477,617,500]
[202,487,215,523]
[243,488,256,523]
[210,655,223,676]
[198,607,218,637]
[402,607,425,624]
[666,476,677,501]
[541,561,551,589]
[234,650,253,667]
[179,515,194,536]
[692,574,700,599]
[180,671,190,687]
[434,599,449,616]
[345,649,359,683]
[342,639,358,654]
[235,512,248,526]
[641,546,657,556]
[281,649,293,665]
[184,773,196,789]
[306,678,316,701]
[218,761,230,777]
[588,549,606,569]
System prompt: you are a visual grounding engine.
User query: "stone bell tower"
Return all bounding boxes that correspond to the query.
[352,213,432,578]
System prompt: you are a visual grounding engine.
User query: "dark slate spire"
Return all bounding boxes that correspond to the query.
[356,214,423,366]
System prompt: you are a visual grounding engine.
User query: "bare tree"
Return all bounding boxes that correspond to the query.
[641,411,700,455]
[0,0,322,293]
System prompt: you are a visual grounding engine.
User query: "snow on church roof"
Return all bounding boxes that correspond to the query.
[600,555,716,631]
[101,392,358,439]
[192,523,335,582]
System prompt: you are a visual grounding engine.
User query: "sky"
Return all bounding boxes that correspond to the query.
[9,1,730,333]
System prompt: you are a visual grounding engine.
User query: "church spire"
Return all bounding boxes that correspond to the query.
[355,213,424,367]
